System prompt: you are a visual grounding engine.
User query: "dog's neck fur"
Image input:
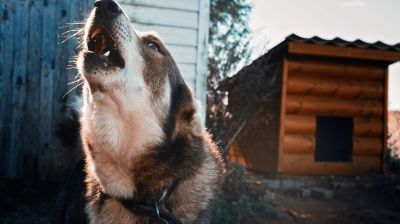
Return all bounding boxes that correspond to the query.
[80,81,225,223]
[81,82,166,198]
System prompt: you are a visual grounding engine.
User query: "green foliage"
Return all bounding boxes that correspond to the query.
[208,0,253,83]
[207,0,253,141]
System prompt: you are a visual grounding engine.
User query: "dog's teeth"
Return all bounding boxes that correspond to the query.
[104,51,110,56]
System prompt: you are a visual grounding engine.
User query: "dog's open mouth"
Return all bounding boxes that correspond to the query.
[86,25,125,69]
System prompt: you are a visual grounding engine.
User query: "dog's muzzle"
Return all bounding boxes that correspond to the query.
[84,0,125,69]
[94,0,122,15]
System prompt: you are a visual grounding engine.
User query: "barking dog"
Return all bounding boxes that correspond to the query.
[75,0,225,223]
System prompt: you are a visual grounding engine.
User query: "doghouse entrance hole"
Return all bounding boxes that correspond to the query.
[315,116,353,162]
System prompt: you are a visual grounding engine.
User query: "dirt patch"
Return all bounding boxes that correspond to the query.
[270,187,400,224]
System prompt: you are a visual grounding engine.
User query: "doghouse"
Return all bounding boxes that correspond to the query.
[220,34,400,175]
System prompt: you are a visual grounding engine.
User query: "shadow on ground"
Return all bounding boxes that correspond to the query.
[1,164,400,224]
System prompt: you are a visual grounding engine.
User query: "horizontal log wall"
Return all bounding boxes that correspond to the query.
[287,59,385,80]
[280,154,381,175]
[284,115,383,136]
[283,134,382,156]
[286,95,383,117]
[279,58,386,175]
[287,74,384,99]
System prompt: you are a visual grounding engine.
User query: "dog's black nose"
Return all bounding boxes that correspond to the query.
[94,0,121,14]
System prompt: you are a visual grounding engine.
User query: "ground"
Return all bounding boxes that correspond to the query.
[266,184,400,224]
[214,164,400,224]
[0,179,59,224]
[1,169,400,224]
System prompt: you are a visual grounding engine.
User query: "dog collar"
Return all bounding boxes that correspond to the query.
[118,196,181,224]
[105,180,182,224]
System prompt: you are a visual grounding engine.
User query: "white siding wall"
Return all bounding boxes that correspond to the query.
[118,0,209,122]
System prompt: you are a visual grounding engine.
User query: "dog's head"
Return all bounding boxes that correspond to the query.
[78,0,199,137]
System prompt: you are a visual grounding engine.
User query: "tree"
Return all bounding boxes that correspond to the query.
[207,0,253,146]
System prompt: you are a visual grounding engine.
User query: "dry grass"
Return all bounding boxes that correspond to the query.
[211,163,277,223]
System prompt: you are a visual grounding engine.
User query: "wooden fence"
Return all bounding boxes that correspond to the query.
[0,0,92,180]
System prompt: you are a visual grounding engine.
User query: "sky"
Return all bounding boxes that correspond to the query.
[248,0,400,110]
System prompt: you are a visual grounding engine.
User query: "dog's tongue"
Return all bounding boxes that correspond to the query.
[87,25,125,69]
[88,26,113,55]
[92,34,108,54]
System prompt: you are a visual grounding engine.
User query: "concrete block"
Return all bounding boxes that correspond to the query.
[281,179,305,189]
[302,188,311,198]
[332,180,355,189]
[265,179,280,189]
[310,187,333,199]
[264,190,275,201]
[304,180,317,187]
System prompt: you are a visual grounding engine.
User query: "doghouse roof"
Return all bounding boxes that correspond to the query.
[286,34,400,52]
[269,34,400,63]
[220,34,400,90]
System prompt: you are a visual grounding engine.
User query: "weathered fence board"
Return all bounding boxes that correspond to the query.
[23,0,43,178]
[0,1,14,176]
[39,0,57,180]
[0,0,3,176]
[10,0,29,179]
[0,0,92,180]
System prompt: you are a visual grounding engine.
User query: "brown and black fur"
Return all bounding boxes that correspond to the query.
[73,1,225,223]
[83,65,225,223]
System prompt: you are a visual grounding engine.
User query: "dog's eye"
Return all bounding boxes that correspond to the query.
[147,42,160,52]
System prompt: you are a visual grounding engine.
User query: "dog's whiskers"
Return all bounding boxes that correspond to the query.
[58,20,85,45]
[68,78,83,86]
[76,40,85,50]
[62,80,84,99]
[60,29,83,36]
[66,63,77,70]
[66,21,86,25]
[60,29,84,44]
[74,73,82,80]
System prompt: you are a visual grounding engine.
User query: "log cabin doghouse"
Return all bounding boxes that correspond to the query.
[220,34,400,175]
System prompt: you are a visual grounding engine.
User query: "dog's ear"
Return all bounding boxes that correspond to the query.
[179,102,197,123]
[174,84,204,137]
[177,84,197,122]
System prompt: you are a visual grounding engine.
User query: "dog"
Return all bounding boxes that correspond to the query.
[71,0,225,223]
